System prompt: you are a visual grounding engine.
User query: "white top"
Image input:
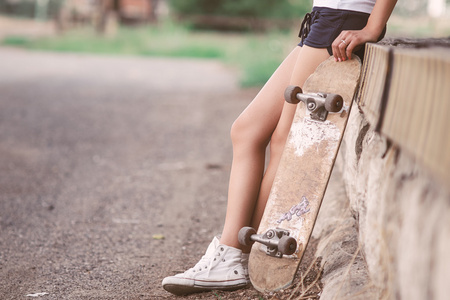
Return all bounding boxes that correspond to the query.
[313,0,376,14]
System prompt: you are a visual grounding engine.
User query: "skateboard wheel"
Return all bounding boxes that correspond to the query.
[278,236,297,255]
[284,86,302,104]
[325,94,344,112]
[238,227,256,246]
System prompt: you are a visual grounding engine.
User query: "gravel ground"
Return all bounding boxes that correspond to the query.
[0,47,322,299]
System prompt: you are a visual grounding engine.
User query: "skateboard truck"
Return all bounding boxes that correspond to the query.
[284,85,343,122]
[238,227,297,258]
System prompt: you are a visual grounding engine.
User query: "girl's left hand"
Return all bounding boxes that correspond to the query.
[332,0,397,61]
[331,28,378,62]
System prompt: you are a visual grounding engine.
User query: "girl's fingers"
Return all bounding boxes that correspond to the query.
[331,36,341,61]
[346,40,356,60]
[332,33,350,62]
[333,31,364,62]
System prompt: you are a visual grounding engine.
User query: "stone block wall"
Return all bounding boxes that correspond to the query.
[314,107,450,300]
[312,41,450,300]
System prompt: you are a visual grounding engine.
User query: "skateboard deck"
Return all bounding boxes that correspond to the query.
[241,56,362,292]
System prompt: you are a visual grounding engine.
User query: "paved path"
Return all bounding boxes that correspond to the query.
[0,47,257,299]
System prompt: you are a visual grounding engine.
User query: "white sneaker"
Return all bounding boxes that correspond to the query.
[162,237,248,295]
[241,252,249,281]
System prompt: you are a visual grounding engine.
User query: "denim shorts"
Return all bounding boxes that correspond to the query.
[298,7,386,60]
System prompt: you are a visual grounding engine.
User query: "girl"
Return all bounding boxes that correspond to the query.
[163,0,397,295]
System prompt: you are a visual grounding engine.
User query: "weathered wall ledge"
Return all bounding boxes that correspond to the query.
[312,40,450,300]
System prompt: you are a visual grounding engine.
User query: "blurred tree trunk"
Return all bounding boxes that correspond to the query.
[96,0,118,36]
[35,0,50,21]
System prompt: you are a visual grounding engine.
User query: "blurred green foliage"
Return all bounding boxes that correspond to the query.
[168,0,311,19]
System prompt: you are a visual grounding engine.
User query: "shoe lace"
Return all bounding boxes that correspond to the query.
[190,247,223,272]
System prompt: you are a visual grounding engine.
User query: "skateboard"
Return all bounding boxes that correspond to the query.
[238,56,362,292]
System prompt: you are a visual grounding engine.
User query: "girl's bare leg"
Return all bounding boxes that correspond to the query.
[249,46,330,232]
[220,46,330,249]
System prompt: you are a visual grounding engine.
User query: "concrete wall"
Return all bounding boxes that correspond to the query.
[312,43,450,300]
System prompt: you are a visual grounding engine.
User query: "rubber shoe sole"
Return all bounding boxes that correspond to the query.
[163,280,248,296]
